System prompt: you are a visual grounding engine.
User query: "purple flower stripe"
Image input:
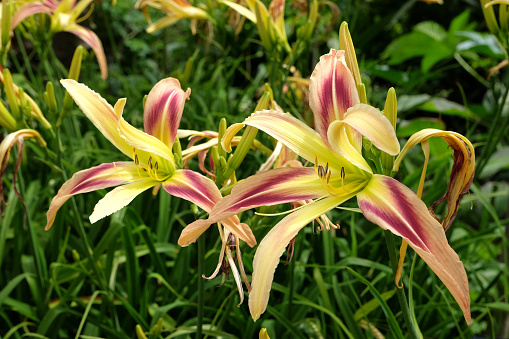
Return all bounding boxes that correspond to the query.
[332,60,358,118]
[144,79,187,145]
[163,170,220,212]
[67,163,127,195]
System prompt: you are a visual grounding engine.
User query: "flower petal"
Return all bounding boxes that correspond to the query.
[46,162,141,230]
[11,2,52,29]
[211,166,329,218]
[89,179,158,223]
[117,105,176,169]
[163,169,221,212]
[357,175,471,324]
[309,49,360,149]
[143,78,190,147]
[343,104,400,155]
[225,110,349,173]
[249,194,354,320]
[60,80,132,158]
[327,120,372,173]
[178,166,328,247]
[394,129,475,230]
[0,129,46,172]
[219,0,257,23]
[66,24,108,80]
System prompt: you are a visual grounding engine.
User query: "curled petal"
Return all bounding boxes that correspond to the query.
[357,175,471,324]
[0,130,46,204]
[249,194,354,320]
[60,80,132,158]
[309,49,360,150]
[66,24,108,80]
[89,179,158,223]
[328,121,372,173]
[394,129,475,230]
[11,2,52,29]
[178,167,327,248]
[46,162,141,230]
[0,129,46,172]
[143,78,190,147]
[343,104,400,155]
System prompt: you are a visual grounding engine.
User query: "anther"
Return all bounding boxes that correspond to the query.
[341,167,345,187]
[155,162,158,171]
[148,156,153,169]
[134,154,139,165]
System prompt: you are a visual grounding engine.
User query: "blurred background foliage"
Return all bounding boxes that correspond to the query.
[0,0,508,338]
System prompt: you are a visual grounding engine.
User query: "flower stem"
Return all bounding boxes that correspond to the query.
[196,235,205,339]
[384,230,420,339]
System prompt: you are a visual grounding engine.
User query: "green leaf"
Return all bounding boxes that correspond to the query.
[484,302,509,312]
[479,147,509,179]
[448,10,471,34]
[414,21,448,41]
[418,98,478,119]
[0,273,33,308]
[353,289,396,321]
[384,32,449,66]
[345,268,405,339]
[456,31,504,58]
[397,94,432,113]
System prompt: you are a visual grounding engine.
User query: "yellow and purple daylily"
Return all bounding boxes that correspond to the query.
[178,49,471,323]
[45,77,256,249]
[12,0,108,79]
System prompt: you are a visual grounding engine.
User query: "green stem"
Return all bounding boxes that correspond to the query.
[384,230,419,339]
[454,53,490,88]
[196,235,205,339]
[477,80,509,174]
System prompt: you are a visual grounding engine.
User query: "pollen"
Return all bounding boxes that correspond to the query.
[314,155,349,196]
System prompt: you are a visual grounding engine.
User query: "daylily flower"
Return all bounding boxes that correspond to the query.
[45,77,256,249]
[0,129,46,205]
[135,0,209,34]
[12,0,108,79]
[219,0,291,52]
[178,49,471,323]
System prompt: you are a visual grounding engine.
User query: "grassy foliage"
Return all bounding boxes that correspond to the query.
[0,0,508,338]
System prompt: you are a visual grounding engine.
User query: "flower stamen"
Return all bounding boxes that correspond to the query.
[315,155,349,197]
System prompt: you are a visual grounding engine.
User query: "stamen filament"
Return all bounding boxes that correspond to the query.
[113,162,134,182]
